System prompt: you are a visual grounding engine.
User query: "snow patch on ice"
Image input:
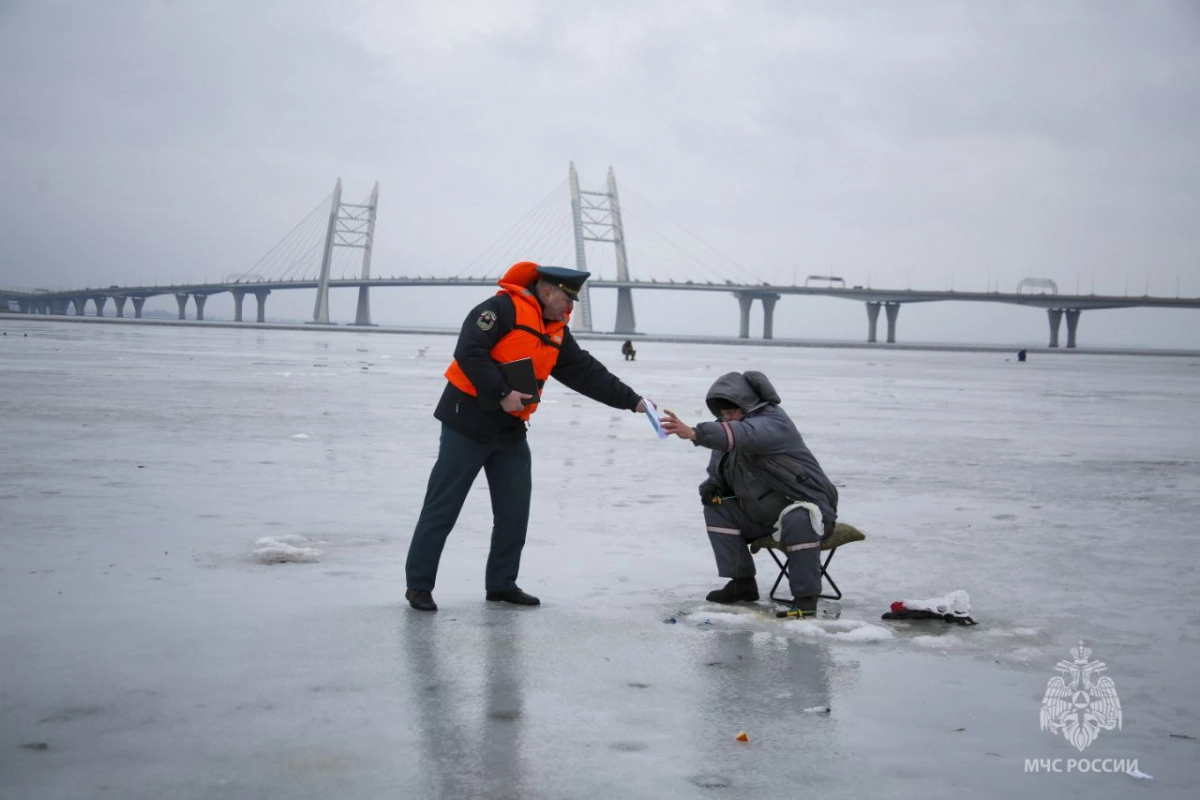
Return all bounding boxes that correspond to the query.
[1004,646,1042,664]
[979,626,1041,638]
[686,610,739,624]
[683,607,893,642]
[783,619,894,642]
[910,634,960,648]
[252,535,322,564]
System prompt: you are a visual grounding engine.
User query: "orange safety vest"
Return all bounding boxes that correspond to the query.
[444,262,568,421]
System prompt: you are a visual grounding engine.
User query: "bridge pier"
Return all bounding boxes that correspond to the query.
[51,298,69,315]
[175,294,188,320]
[734,291,781,339]
[736,294,753,338]
[91,296,107,317]
[194,294,208,321]
[761,294,779,339]
[234,289,271,323]
[132,297,146,318]
[884,301,901,344]
[253,290,268,322]
[613,287,636,335]
[113,296,126,317]
[353,286,374,326]
[866,301,881,343]
[73,297,86,316]
[1047,308,1063,347]
[1065,309,1080,348]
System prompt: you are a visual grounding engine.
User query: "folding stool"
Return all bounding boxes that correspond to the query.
[750,522,867,603]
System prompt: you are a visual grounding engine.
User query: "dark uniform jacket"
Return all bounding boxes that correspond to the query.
[693,371,839,531]
[434,293,642,443]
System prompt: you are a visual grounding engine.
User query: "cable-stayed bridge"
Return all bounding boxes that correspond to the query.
[3,164,1198,348]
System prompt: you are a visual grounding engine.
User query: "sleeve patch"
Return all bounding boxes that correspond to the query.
[476,310,497,330]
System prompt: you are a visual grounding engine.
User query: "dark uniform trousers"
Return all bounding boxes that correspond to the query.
[703,499,823,598]
[405,424,532,592]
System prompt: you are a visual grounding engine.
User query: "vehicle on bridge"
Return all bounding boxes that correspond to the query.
[1016,277,1058,295]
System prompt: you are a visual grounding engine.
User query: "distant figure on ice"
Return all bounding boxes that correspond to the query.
[1017,349,1027,362]
[404,262,649,612]
[622,339,637,361]
[659,371,839,618]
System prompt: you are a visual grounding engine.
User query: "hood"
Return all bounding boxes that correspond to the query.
[496,261,571,325]
[498,261,541,290]
[705,371,781,417]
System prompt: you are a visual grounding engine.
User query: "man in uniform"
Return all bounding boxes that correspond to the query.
[659,371,838,617]
[405,262,647,611]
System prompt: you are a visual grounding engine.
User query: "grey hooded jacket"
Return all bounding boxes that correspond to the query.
[693,371,838,530]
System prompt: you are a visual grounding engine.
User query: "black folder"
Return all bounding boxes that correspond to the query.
[478,357,540,409]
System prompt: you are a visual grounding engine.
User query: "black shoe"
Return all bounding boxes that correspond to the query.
[779,595,817,618]
[793,595,817,612]
[705,577,759,604]
[405,589,437,611]
[485,587,541,606]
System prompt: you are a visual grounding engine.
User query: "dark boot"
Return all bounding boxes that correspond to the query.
[486,587,541,606]
[791,595,818,616]
[705,577,759,604]
[405,589,437,611]
[775,596,818,619]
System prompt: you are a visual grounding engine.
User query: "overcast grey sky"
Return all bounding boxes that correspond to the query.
[1,1,1197,346]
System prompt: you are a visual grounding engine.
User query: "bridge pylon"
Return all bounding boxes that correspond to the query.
[311,179,380,325]
[569,162,635,334]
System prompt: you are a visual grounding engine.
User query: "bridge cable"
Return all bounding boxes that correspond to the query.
[453,179,571,279]
[270,219,326,282]
[456,181,568,278]
[236,192,334,283]
[511,184,575,269]
[620,185,764,286]
[241,193,329,283]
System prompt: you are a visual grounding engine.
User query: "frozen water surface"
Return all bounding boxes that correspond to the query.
[2,319,1199,799]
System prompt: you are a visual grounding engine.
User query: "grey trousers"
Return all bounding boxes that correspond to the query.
[405,424,532,593]
[703,500,824,599]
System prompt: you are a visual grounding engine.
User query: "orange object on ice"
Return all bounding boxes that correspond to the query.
[735,731,749,742]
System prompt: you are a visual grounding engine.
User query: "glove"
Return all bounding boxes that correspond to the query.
[699,482,723,506]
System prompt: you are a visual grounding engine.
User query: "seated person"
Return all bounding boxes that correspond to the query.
[621,340,637,361]
[660,371,838,616]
